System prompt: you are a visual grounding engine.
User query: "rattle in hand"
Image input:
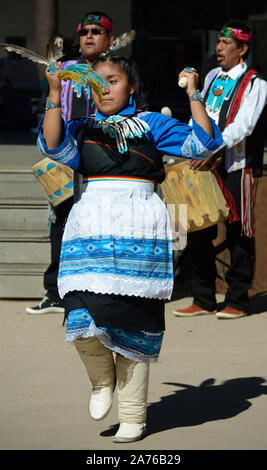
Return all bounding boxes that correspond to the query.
[178,67,197,88]
[178,76,188,88]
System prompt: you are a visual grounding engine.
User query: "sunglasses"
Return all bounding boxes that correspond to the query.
[79,27,105,36]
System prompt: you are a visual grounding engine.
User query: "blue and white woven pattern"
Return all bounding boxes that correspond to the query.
[66,308,164,363]
[58,180,173,300]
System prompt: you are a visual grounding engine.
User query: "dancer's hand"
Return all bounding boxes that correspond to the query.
[45,61,62,92]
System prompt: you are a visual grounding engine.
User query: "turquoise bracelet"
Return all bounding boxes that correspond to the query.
[45,97,61,110]
[190,90,204,103]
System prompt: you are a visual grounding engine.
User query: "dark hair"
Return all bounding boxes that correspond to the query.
[222,20,252,59]
[92,54,147,110]
[93,55,136,84]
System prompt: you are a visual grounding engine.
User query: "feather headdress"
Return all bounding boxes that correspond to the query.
[0,37,108,99]
[100,30,136,58]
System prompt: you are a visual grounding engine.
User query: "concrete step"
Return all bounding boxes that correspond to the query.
[0,263,48,275]
[0,142,52,298]
[0,263,48,298]
[0,240,50,264]
[0,169,47,201]
[0,204,49,232]
[0,142,41,170]
[0,230,49,242]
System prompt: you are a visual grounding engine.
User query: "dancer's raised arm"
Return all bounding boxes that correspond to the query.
[43,62,63,149]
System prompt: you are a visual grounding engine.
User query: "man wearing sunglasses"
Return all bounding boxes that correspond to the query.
[77,14,114,65]
[61,11,114,121]
[26,11,114,315]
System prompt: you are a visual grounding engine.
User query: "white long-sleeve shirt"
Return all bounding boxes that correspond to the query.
[202,63,267,172]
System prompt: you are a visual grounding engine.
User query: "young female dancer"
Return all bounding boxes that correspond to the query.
[38,55,223,442]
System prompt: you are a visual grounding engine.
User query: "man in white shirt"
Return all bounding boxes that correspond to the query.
[173,20,267,319]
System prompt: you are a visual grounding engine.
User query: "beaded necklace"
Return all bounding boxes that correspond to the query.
[206,74,240,112]
[95,115,151,154]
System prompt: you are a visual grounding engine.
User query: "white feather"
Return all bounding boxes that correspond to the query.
[107,30,136,53]
[0,43,48,65]
[47,36,64,62]
[0,35,64,65]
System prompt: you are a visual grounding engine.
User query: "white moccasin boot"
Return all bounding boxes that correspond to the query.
[113,354,149,442]
[74,337,116,420]
[89,385,115,421]
[113,422,146,443]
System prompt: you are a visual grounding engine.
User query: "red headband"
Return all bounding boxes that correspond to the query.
[231,28,252,42]
[220,26,251,42]
[77,14,113,33]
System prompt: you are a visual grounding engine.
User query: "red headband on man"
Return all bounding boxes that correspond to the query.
[77,14,113,33]
[220,26,252,42]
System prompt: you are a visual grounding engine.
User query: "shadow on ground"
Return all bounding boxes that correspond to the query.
[101,377,267,437]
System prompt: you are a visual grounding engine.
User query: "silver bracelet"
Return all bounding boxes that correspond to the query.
[45,97,61,110]
[190,90,204,103]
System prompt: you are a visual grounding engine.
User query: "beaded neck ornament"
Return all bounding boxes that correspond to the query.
[206,73,240,112]
[95,114,151,154]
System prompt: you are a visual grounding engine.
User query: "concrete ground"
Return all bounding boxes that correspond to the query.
[1,293,267,453]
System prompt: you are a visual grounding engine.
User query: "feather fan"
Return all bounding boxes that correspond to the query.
[0,37,108,100]
[0,35,64,65]
[0,42,49,65]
